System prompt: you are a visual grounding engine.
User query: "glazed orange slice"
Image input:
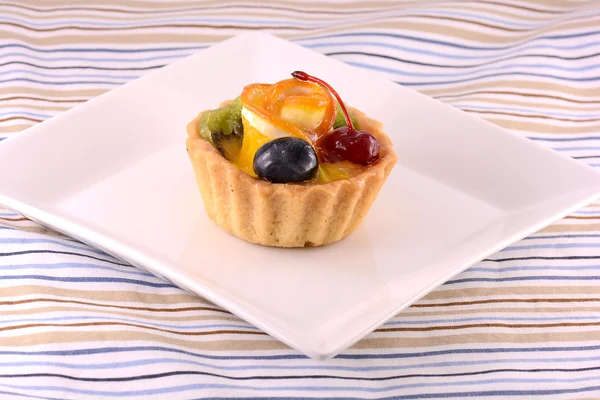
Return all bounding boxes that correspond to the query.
[235,81,336,177]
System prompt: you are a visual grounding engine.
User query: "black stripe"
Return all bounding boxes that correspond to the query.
[5,365,600,382]
[484,255,600,262]
[326,51,600,68]
[574,155,600,159]
[0,250,129,266]
[0,61,165,71]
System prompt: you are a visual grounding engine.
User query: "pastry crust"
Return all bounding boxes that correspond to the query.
[186,107,397,247]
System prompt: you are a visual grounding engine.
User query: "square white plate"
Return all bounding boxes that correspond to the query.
[2,32,600,360]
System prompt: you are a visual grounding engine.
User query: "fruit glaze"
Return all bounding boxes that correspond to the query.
[197,71,382,184]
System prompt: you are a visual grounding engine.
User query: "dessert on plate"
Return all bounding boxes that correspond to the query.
[186,71,397,247]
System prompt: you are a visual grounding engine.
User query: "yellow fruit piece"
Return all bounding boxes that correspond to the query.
[234,116,270,177]
[316,161,365,183]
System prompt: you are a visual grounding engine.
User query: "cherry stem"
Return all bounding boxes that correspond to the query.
[291,71,354,131]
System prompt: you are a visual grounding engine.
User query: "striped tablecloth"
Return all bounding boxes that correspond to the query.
[1,1,600,399]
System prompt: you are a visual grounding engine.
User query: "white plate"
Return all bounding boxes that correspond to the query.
[1,32,600,360]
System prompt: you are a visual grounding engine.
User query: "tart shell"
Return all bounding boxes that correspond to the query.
[185,107,397,247]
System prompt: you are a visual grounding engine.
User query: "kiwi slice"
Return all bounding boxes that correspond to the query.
[198,97,244,159]
[333,102,359,130]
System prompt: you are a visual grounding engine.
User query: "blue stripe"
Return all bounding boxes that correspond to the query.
[467,265,600,273]
[199,386,600,398]
[3,40,597,65]
[446,276,600,284]
[3,377,600,396]
[0,390,60,400]
[530,136,600,142]
[0,78,119,85]
[305,40,600,60]
[1,52,186,64]
[395,72,600,85]
[0,43,206,53]
[552,147,600,151]
[504,242,600,251]
[0,111,51,120]
[0,237,107,256]
[4,58,597,84]
[387,316,600,326]
[453,105,600,119]
[0,16,319,28]
[300,31,600,51]
[0,275,175,288]
[350,61,600,78]
[5,344,600,361]
[525,234,600,239]
[0,316,255,331]
[2,9,581,31]
[7,354,600,373]
[0,70,139,80]
[351,62,600,83]
[0,263,150,277]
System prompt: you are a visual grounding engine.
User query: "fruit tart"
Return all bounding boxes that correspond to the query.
[186,71,397,247]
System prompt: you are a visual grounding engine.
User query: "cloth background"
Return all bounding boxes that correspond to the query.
[1,1,600,398]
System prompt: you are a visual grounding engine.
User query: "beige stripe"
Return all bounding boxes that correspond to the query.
[0,86,104,99]
[400,306,600,317]
[378,321,600,332]
[0,124,32,134]
[0,0,405,11]
[540,223,600,233]
[4,329,599,350]
[423,286,600,301]
[0,104,70,113]
[435,91,600,105]
[421,80,600,99]
[0,12,551,34]
[315,16,600,44]
[0,221,68,238]
[0,30,229,45]
[484,117,600,134]
[0,96,87,104]
[10,304,600,323]
[0,321,262,336]
[1,13,598,45]
[0,285,209,306]
[444,96,600,112]
[0,6,363,21]
[448,2,569,21]
[14,304,600,321]
[470,110,600,123]
[414,298,600,308]
[0,115,42,124]
[0,0,578,23]
[5,305,243,322]
[0,330,287,350]
[354,330,600,349]
[0,0,580,12]
[0,2,556,23]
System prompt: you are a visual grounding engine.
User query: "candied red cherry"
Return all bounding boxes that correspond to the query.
[291,71,381,166]
[316,126,380,165]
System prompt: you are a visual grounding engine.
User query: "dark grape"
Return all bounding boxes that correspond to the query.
[253,137,318,183]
